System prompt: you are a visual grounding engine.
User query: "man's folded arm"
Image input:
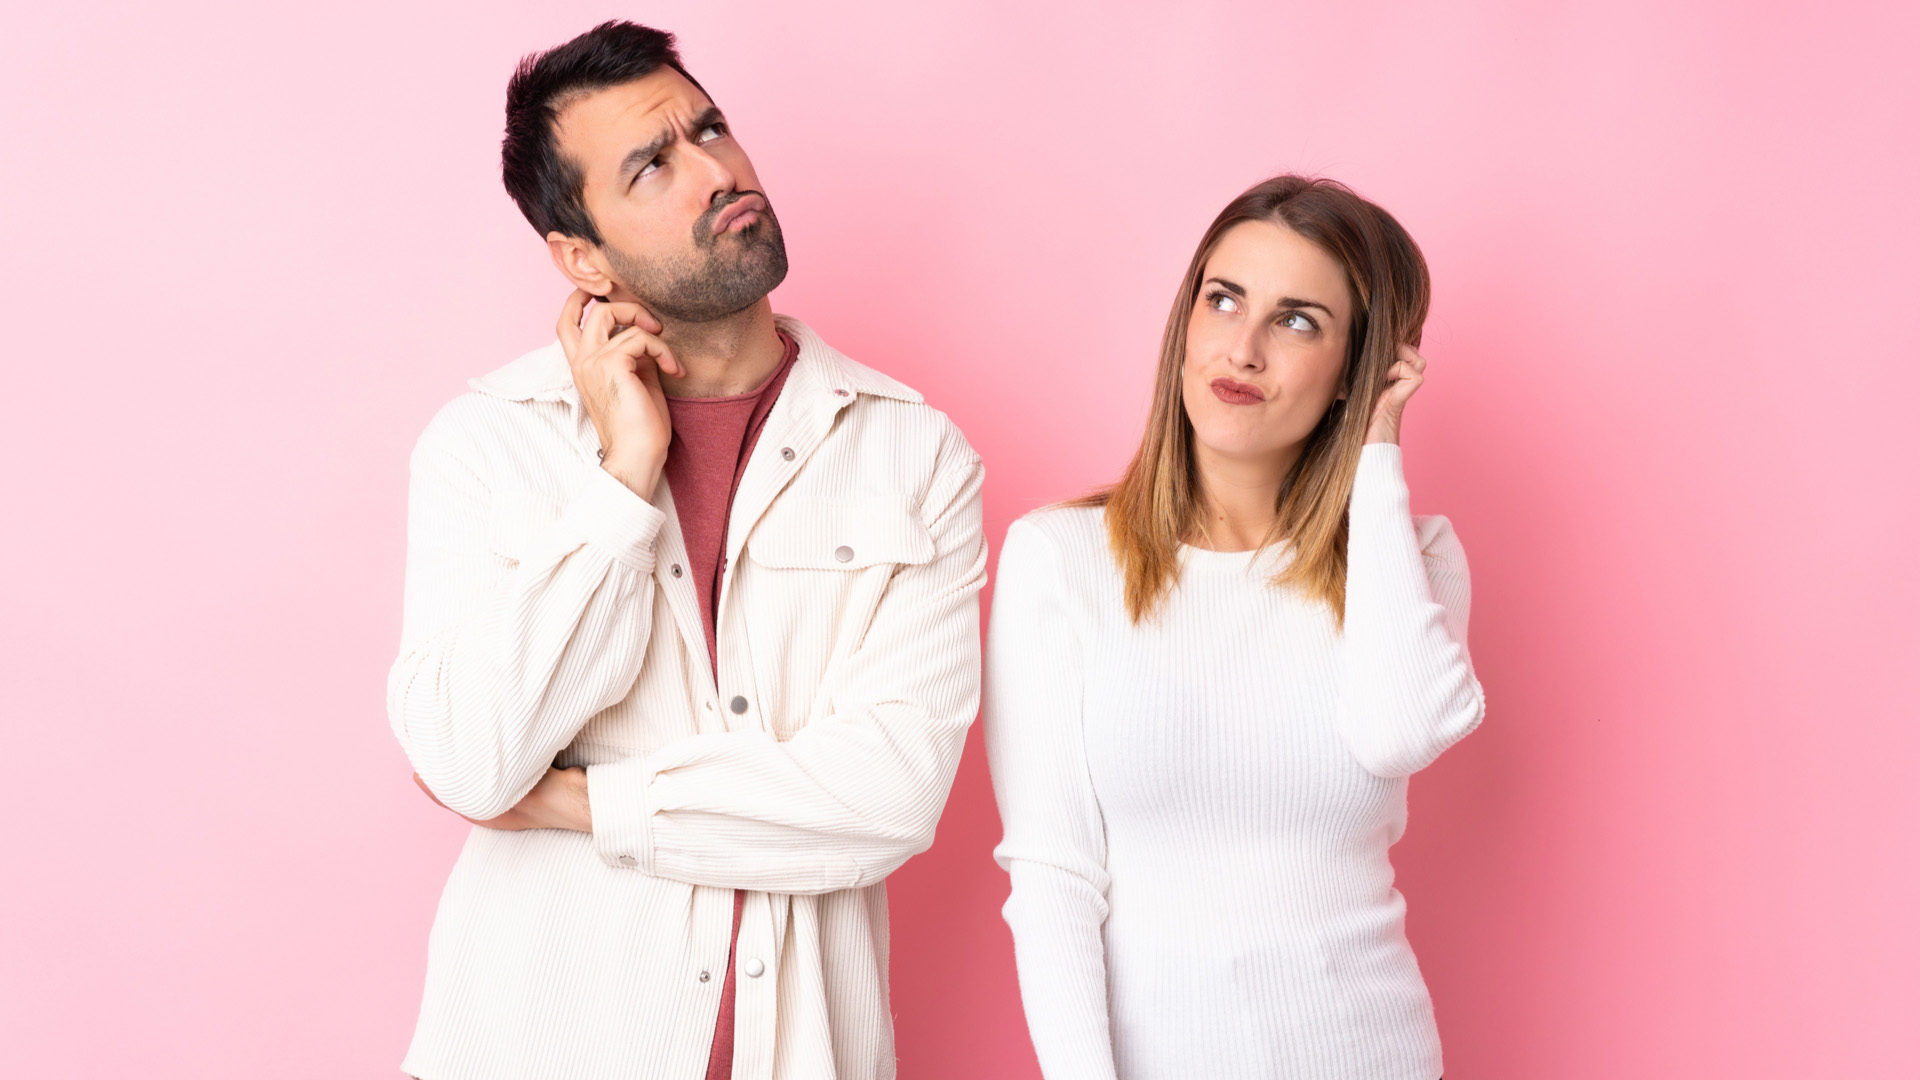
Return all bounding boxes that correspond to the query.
[587,449,986,894]
[388,403,666,822]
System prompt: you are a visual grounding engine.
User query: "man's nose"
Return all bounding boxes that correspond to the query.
[684,142,738,206]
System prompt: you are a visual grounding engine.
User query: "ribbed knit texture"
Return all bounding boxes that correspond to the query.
[986,445,1484,1080]
[388,317,986,1080]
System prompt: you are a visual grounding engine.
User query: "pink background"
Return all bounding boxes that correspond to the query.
[2,1,1915,1076]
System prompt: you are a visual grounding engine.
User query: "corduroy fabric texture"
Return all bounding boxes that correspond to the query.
[389,317,986,1080]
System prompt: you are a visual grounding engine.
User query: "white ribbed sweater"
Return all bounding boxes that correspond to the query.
[986,445,1484,1080]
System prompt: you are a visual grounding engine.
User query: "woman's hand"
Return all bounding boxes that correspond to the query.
[556,289,683,497]
[412,768,593,832]
[1365,343,1428,445]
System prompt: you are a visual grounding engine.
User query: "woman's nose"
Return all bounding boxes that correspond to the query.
[1226,324,1265,371]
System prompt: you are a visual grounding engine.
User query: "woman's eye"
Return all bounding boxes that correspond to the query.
[1281,311,1317,332]
[1207,291,1239,313]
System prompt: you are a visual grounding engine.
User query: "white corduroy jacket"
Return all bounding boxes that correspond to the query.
[388,316,986,1080]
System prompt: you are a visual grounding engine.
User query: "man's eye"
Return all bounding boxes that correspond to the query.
[637,159,661,179]
[1281,311,1317,331]
[698,123,727,142]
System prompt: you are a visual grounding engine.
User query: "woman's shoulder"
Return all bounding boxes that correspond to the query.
[998,503,1115,585]
[1008,502,1109,554]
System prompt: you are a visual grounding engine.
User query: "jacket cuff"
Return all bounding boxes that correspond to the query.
[564,468,666,574]
[587,757,656,872]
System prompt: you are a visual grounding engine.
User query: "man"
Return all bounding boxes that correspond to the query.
[388,21,985,1080]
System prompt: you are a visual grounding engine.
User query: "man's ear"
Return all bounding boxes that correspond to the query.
[546,233,618,296]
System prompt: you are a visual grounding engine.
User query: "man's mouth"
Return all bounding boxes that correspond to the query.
[710,194,767,236]
[1210,378,1267,405]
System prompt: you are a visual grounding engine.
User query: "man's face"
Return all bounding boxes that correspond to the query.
[553,68,787,322]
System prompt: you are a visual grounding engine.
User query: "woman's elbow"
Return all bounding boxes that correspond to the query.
[1348,685,1486,778]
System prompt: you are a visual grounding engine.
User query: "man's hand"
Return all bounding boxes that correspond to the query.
[1365,342,1428,445]
[556,288,683,498]
[412,767,593,832]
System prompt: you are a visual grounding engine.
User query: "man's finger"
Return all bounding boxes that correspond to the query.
[582,297,619,348]
[608,326,684,378]
[556,289,592,358]
[601,301,662,336]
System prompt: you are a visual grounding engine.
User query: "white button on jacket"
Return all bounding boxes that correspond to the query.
[388,317,987,1080]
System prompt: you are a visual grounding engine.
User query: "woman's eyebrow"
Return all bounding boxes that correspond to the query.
[1279,296,1335,315]
[1207,276,1335,316]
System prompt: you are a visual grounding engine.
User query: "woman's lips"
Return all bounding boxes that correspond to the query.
[1210,377,1267,405]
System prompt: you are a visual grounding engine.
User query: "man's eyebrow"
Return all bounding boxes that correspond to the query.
[618,133,672,183]
[615,107,729,185]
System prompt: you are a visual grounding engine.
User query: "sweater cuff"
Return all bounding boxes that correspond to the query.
[564,467,666,574]
[586,756,657,872]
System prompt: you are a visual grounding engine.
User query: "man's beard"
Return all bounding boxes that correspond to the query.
[603,191,790,324]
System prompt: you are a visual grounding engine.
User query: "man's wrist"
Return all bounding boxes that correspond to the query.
[601,454,663,498]
[562,767,593,831]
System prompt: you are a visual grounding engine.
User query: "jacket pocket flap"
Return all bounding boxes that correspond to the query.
[745,497,934,570]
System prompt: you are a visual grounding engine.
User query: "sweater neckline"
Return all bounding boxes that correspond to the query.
[1178,542,1290,573]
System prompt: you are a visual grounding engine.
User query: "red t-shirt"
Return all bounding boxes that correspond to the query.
[659,331,798,1080]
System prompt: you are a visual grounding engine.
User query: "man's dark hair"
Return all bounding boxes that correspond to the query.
[501,21,706,245]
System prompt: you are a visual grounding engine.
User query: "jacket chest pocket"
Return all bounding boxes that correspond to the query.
[744,496,935,573]
[741,497,935,735]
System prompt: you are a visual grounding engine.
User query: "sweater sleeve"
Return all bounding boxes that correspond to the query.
[583,440,986,894]
[986,518,1119,1080]
[387,400,666,821]
[1334,443,1486,778]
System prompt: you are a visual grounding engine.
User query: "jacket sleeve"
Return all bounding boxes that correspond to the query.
[387,399,666,821]
[986,518,1120,1080]
[584,432,986,894]
[1334,443,1486,777]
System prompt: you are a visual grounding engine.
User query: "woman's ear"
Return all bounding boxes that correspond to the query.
[546,232,618,297]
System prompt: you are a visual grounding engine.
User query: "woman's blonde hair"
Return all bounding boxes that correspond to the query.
[1077,175,1430,625]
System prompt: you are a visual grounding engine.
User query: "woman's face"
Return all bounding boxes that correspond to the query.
[1181,220,1353,468]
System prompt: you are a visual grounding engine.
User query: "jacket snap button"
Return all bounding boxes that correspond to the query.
[780,447,795,461]
[699,970,711,983]
[743,958,765,978]
[834,546,854,563]
[729,696,749,714]
[670,564,683,578]
[833,389,850,397]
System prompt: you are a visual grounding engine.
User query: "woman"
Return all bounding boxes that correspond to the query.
[986,175,1484,1080]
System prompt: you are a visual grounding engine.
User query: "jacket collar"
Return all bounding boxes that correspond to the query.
[466,314,922,407]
